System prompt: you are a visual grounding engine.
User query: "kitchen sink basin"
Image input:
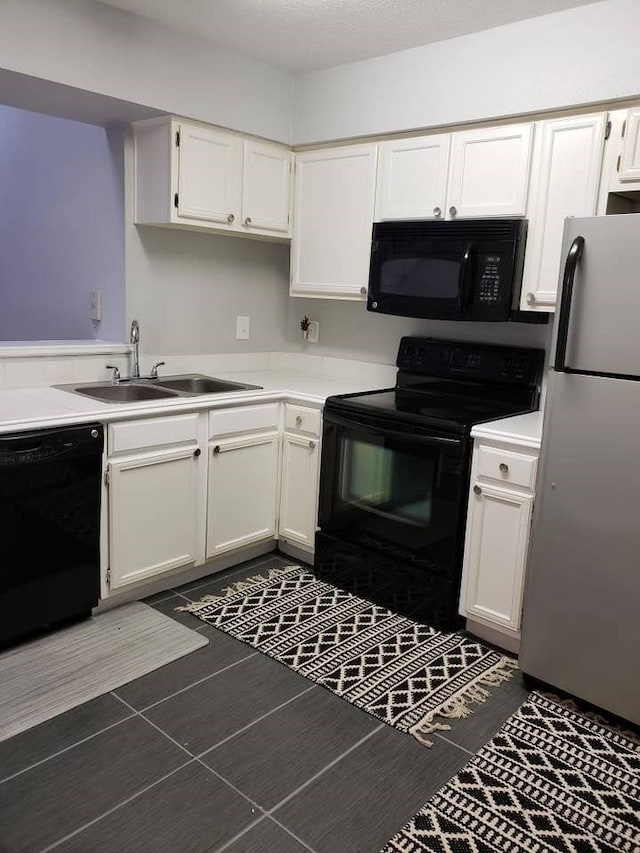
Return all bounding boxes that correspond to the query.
[71,383,179,403]
[153,375,261,394]
[55,374,262,403]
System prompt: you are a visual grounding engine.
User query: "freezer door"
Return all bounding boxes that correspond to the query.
[554,213,640,379]
[520,371,640,724]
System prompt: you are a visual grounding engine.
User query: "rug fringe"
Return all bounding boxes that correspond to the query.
[408,655,518,747]
[177,565,301,613]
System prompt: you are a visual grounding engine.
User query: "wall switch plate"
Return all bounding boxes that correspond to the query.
[307,320,319,343]
[90,289,102,322]
[236,315,250,340]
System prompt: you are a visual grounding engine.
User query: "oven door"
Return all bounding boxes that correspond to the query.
[367,232,474,320]
[318,409,469,579]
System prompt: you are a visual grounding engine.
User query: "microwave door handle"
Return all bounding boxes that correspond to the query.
[457,242,474,314]
[554,236,585,373]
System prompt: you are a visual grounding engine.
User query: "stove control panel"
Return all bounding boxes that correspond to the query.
[397,337,544,386]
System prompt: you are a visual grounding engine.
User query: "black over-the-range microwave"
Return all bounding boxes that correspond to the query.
[367,218,547,323]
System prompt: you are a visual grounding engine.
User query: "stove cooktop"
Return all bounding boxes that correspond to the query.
[326,387,534,434]
[325,337,545,435]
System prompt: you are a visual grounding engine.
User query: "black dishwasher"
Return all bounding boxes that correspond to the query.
[0,423,103,647]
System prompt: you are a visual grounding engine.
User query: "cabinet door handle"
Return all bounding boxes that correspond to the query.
[227,213,235,223]
[244,216,252,226]
[449,206,457,218]
[360,286,367,296]
[499,462,509,473]
[213,445,221,455]
[473,485,482,495]
[309,440,316,450]
[433,206,442,217]
[193,448,201,458]
[525,292,536,305]
[295,415,303,426]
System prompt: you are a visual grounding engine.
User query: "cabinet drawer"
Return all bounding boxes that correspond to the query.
[476,445,537,490]
[284,404,321,436]
[209,403,279,438]
[108,414,198,455]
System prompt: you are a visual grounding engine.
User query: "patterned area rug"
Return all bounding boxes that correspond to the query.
[181,565,515,745]
[381,691,640,853]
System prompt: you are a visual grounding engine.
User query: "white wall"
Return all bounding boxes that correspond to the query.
[127,227,291,357]
[294,0,639,144]
[286,299,552,365]
[0,0,294,143]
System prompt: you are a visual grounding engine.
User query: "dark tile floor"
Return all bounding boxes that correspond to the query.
[0,553,530,853]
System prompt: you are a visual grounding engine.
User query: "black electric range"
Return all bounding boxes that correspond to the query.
[314,337,545,628]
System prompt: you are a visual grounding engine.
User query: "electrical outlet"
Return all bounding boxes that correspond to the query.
[90,290,102,322]
[307,320,319,343]
[236,315,250,340]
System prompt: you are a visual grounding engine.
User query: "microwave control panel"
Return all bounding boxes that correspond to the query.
[478,255,503,304]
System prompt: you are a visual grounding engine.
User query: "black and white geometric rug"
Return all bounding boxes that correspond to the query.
[181,565,515,745]
[381,691,640,853]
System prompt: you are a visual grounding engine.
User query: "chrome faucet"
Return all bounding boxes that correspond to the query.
[130,319,140,379]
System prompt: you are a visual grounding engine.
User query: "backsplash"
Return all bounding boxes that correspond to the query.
[0,349,397,389]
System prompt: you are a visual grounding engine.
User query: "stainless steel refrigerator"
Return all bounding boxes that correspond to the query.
[520,213,640,726]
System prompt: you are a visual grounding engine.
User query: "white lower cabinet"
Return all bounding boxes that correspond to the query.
[279,432,320,549]
[463,484,533,631]
[206,431,279,556]
[103,402,325,597]
[107,415,203,591]
[206,406,280,558]
[460,439,539,648]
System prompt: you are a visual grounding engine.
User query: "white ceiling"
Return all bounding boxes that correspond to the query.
[96,0,600,74]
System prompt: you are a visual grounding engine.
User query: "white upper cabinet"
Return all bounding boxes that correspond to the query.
[291,144,378,299]
[618,108,640,183]
[375,135,450,220]
[134,117,292,240]
[520,113,606,312]
[374,123,533,223]
[447,123,534,219]
[242,141,292,233]
[177,124,243,226]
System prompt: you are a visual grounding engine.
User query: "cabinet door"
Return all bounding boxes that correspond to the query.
[464,483,533,632]
[108,448,199,590]
[447,123,533,218]
[375,135,450,221]
[207,432,279,557]
[291,144,377,299]
[177,123,243,225]
[278,432,320,548]
[619,109,640,182]
[242,141,292,234]
[521,114,606,311]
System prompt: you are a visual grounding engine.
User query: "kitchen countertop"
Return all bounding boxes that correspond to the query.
[471,410,543,449]
[0,369,543,447]
[0,370,389,435]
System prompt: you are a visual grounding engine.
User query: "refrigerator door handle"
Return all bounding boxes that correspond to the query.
[554,236,585,373]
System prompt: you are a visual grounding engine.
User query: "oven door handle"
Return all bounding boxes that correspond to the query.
[324,412,463,448]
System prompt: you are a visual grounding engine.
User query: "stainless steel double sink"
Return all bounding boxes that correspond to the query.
[57,374,262,403]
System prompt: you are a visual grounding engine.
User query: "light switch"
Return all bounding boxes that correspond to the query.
[236,315,250,340]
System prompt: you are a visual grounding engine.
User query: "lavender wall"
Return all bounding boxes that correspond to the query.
[0,106,125,341]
